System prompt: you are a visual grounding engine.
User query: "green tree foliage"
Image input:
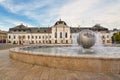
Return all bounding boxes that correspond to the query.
[112,32,120,43]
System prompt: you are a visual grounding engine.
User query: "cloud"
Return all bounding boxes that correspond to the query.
[0,0,5,3]
[0,17,34,31]
[56,0,120,29]
[0,0,59,25]
[4,18,34,27]
[57,0,100,26]
[0,0,54,13]
[89,1,120,29]
[0,0,120,30]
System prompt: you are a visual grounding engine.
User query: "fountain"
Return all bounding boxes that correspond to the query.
[77,29,96,49]
[9,30,120,74]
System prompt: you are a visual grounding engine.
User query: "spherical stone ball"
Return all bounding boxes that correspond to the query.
[77,30,96,49]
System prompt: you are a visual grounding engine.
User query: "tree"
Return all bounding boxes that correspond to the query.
[112,32,120,43]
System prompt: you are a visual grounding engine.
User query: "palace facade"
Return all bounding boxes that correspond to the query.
[7,19,112,45]
[0,30,7,43]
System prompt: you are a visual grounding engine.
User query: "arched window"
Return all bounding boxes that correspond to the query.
[39,36,41,39]
[28,35,30,39]
[14,35,16,39]
[65,32,67,38]
[55,32,57,38]
[9,35,11,39]
[39,41,41,43]
[32,36,34,39]
[66,40,68,43]
[13,41,16,44]
[36,36,37,39]
[102,35,105,39]
[55,40,57,43]
[60,32,62,38]
[23,35,25,39]
[49,40,51,44]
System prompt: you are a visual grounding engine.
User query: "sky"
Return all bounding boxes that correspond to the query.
[0,0,120,31]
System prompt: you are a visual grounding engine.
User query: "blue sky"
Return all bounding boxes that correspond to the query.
[0,0,120,31]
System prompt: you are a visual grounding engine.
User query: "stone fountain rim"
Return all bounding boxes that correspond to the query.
[9,45,120,60]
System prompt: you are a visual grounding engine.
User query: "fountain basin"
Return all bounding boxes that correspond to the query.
[9,45,120,74]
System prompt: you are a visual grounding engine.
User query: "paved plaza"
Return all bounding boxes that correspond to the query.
[0,44,21,50]
[0,49,119,80]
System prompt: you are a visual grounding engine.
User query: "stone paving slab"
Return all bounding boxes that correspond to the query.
[0,49,119,80]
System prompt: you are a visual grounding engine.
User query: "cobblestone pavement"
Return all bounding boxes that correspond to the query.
[0,44,22,50]
[0,49,120,80]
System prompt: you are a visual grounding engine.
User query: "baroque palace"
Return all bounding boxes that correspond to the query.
[7,19,112,45]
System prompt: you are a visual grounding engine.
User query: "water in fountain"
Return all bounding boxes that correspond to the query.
[21,30,120,58]
[94,32,103,47]
[72,33,79,45]
[23,45,120,58]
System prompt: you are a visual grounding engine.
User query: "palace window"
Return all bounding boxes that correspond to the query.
[14,36,16,39]
[55,32,57,38]
[60,32,62,38]
[28,36,30,39]
[102,36,105,39]
[65,32,67,38]
[55,40,57,43]
[49,40,51,44]
[36,36,37,39]
[9,36,11,39]
[32,36,34,39]
[44,30,46,32]
[13,41,16,44]
[23,35,25,39]
[39,41,41,43]
[66,40,68,43]
[39,36,41,39]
